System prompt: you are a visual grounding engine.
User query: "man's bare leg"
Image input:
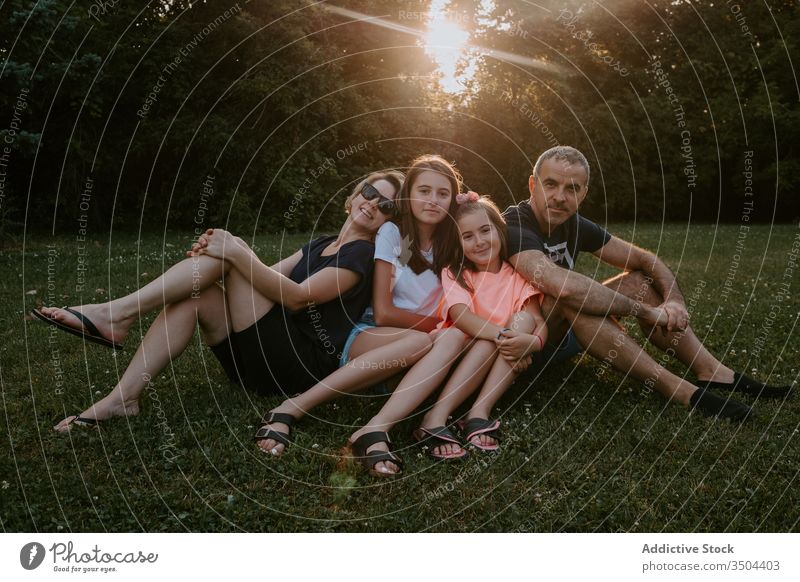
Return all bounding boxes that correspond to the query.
[605,271,792,399]
[602,271,733,382]
[551,301,752,420]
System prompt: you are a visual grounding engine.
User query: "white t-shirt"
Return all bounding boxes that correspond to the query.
[370,221,443,317]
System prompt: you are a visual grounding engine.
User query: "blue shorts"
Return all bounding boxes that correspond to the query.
[531,329,583,369]
[338,312,396,396]
[339,313,377,367]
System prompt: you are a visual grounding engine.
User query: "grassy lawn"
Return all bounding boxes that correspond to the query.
[2,223,798,532]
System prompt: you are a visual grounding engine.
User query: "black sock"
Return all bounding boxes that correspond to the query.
[696,372,794,399]
[689,388,753,422]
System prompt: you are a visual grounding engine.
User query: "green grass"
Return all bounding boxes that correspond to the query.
[2,224,798,532]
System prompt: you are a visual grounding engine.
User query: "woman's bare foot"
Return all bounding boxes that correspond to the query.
[348,427,400,475]
[54,393,140,433]
[38,303,134,347]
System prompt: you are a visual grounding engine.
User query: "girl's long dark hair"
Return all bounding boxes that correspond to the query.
[447,196,509,293]
[395,155,462,275]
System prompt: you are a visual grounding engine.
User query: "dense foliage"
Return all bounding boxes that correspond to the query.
[1,0,798,239]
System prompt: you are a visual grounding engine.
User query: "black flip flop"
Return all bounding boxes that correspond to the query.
[31,307,123,351]
[55,415,99,433]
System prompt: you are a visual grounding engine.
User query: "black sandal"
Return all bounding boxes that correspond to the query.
[349,431,404,477]
[31,307,123,350]
[459,418,501,452]
[253,412,296,454]
[413,426,468,459]
[54,415,99,433]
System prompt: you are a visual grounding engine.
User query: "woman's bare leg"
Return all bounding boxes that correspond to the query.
[55,257,277,433]
[418,310,538,454]
[54,283,231,431]
[256,327,432,455]
[222,266,300,455]
[221,263,275,333]
[40,255,227,346]
[348,327,468,474]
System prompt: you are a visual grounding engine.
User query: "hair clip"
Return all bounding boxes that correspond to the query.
[456,191,480,204]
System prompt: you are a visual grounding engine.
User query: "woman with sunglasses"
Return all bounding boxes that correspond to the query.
[253,155,464,476]
[33,171,403,431]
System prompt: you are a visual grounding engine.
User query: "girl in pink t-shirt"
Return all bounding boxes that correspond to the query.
[414,193,548,458]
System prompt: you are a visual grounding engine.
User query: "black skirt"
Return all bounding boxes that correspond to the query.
[210,306,338,396]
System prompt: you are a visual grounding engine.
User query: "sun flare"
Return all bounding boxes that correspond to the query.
[423,3,473,94]
[424,19,469,54]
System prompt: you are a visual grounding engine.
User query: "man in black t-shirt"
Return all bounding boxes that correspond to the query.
[503,146,792,421]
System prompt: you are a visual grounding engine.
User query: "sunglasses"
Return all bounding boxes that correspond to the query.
[361,182,396,217]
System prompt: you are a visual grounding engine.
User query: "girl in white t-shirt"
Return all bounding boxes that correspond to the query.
[255,155,467,475]
[349,194,547,472]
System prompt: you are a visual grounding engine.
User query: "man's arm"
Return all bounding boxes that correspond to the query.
[593,236,688,331]
[593,236,683,304]
[508,249,672,328]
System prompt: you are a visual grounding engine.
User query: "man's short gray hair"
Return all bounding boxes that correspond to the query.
[533,146,591,188]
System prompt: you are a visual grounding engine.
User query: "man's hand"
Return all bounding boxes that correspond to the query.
[661,299,689,332]
[639,302,689,334]
[639,305,669,331]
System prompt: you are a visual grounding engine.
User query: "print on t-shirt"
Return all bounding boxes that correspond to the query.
[542,241,574,269]
[502,200,611,271]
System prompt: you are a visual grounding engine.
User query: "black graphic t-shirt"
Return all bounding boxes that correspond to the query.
[287,235,375,357]
[503,200,611,270]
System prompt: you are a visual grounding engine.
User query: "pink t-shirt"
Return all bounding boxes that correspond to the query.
[437,262,541,330]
